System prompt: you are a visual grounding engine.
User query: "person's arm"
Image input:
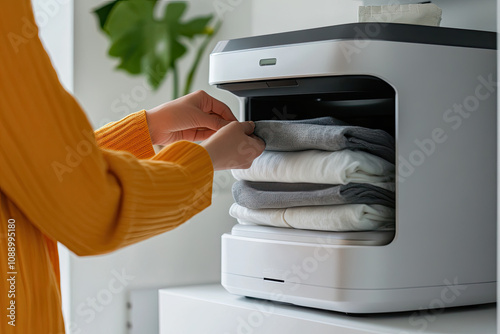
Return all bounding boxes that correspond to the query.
[0,1,262,256]
[94,89,240,159]
[94,110,156,159]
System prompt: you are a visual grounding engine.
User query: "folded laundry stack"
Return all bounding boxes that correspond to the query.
[230,117,396,232]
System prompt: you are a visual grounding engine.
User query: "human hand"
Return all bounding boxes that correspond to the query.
[201,121,266,171]
[145,90,237,146]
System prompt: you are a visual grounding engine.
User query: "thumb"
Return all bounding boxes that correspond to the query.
[241,121,255,135]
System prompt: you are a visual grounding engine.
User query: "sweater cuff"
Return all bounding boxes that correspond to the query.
[94,110,155,159]
[153,141,214,211]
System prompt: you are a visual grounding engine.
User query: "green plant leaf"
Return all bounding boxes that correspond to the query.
[169,38,187,65]
[164,2,188,23]
[143,23,169,89]
[107,28,144,74]
[103,0,168,88]
[93,0,216,91]
[179,16,213,38]
[162,2,212,69]
[93,0,120,31]
[163,2,188,69]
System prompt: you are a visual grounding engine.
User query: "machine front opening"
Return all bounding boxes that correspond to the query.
[220,75,396,245]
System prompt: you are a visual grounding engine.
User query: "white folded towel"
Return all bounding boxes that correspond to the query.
[230,203,395,232]
[232,150,394,185]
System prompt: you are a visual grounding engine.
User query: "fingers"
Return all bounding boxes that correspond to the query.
[211,98,237,121]
[200,120,266,171]
[190,121,259,142]
[240,121,255,135]
[249,134,266,152]
[192,129,216,142]
[245,134,266,160]
[197,111,233,131]
[179,128,216,142]
[187,121,261,143]
[196,90,238,122]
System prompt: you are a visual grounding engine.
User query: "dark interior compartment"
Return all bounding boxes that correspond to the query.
[247,96,394,136]
[218,75,396,137]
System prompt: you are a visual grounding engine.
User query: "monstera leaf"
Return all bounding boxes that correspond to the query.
[93,0,215,92]
[94,0,119,30]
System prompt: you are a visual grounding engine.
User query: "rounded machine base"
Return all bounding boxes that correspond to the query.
[222,272,496,314]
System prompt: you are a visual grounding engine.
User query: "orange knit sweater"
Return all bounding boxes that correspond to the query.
[0,2,214,333]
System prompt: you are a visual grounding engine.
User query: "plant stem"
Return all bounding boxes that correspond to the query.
[183,20,222,96]
[172,65,179,99]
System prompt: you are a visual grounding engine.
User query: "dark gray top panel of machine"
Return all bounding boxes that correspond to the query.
[221,23,496,52]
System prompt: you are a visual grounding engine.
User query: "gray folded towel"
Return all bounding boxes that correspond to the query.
[254,117,395,163]
[232,180,395,209]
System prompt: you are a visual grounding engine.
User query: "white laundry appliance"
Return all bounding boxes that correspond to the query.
[209,23,497,313]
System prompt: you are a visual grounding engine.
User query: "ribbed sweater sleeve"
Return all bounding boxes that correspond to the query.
[0,1,214,255]
[95,110,156,159]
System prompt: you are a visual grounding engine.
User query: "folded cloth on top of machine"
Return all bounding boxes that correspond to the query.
[232,181,395,209]
[232,150,395,185]
[254,117,395,163]
[229,203,395,231]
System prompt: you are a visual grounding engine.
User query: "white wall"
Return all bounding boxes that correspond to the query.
[364,0,496,31]
[32,0,73,90]
[70,1,252,333]
[252,0,497,36]
[252,0,362,35]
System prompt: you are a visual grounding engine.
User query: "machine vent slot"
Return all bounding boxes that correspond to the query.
[266,79,297,88]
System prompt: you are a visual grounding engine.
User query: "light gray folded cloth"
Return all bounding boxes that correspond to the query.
[232,181,395,209]
[254,117,395,163]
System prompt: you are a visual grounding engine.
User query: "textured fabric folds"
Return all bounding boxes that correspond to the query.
[232,150,395,185]
[232,180,395,209]
[254,117,395,163]
[230,203,395,231]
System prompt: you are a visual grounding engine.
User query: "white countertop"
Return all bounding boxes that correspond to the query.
[159,283,496,334]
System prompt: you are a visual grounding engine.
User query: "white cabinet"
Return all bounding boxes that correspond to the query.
[159,284,496,334]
